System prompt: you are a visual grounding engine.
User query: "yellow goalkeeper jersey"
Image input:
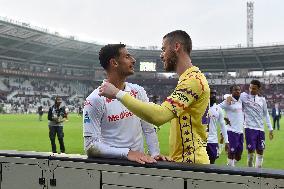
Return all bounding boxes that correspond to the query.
[161,66,210,164]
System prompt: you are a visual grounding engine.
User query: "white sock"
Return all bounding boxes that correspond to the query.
[235,160,239,166]
[247,153,254,167]
[218,144,224,155]
[255,154,263,168]
[227,159,235,167]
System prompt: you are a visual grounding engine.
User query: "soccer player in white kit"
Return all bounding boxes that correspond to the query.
[207,89,229,164]
[83,44,168,164]
[219,85,244,167]
[227,80,273,168]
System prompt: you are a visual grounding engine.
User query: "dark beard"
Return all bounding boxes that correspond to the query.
[165,50,178,72]
[233,95,240,101]
[210,97,216,107]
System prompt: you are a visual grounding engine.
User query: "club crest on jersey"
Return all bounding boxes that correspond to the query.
[130,90,138,98]
[84,111,90,123]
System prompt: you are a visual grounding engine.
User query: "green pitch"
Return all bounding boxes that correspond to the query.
[157,119,284,169]
[0,114,283,169]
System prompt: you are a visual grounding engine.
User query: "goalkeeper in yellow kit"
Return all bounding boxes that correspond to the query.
[99,30,210,164]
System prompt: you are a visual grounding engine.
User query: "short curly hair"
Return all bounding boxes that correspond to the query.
[229,84,240,93]
[99,44,126,70]
[250,80,261,88]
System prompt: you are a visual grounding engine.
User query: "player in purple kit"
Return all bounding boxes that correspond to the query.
[227,80,273,168]
[207,89,229,164]
[219,85,244,167]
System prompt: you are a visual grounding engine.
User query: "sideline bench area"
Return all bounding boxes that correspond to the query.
[0,150,283,189]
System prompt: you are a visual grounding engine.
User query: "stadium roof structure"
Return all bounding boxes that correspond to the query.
[0,19,102,69]
[0,18,284,72]
[191,45,284,72]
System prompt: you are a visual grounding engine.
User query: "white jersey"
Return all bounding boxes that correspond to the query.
[207,104,229,144]
[83,82,160,159]
[240,92,273,131]
[219,97,244,134]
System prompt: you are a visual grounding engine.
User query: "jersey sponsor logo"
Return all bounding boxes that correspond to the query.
[84,111,90,123]
[107,110,134,122]
[172,91,190,102]
[84,100,92,107]
[175,89,198,100]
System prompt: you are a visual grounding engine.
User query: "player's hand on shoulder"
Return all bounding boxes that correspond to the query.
[226,96,233,105]
[127,150,157,164]
[99,82,120,99]
[153,154,174,162]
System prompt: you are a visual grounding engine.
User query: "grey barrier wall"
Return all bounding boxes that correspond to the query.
[0,150,283,189]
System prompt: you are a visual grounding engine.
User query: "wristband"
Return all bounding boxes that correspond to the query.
[116,90,127,100]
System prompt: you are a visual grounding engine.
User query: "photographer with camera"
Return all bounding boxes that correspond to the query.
[38,105,44,121]
[48,96,67,153]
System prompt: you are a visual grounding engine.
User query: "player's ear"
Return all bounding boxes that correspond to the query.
[109,58,118,68]
[175,42,181,53]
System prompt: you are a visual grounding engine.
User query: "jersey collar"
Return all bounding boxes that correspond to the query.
[123,82,131,92]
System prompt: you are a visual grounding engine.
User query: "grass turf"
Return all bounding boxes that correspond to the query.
[0,113,283,169]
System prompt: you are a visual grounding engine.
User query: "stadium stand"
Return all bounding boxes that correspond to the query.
[0,18,283,113]
[0,75,97,113]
